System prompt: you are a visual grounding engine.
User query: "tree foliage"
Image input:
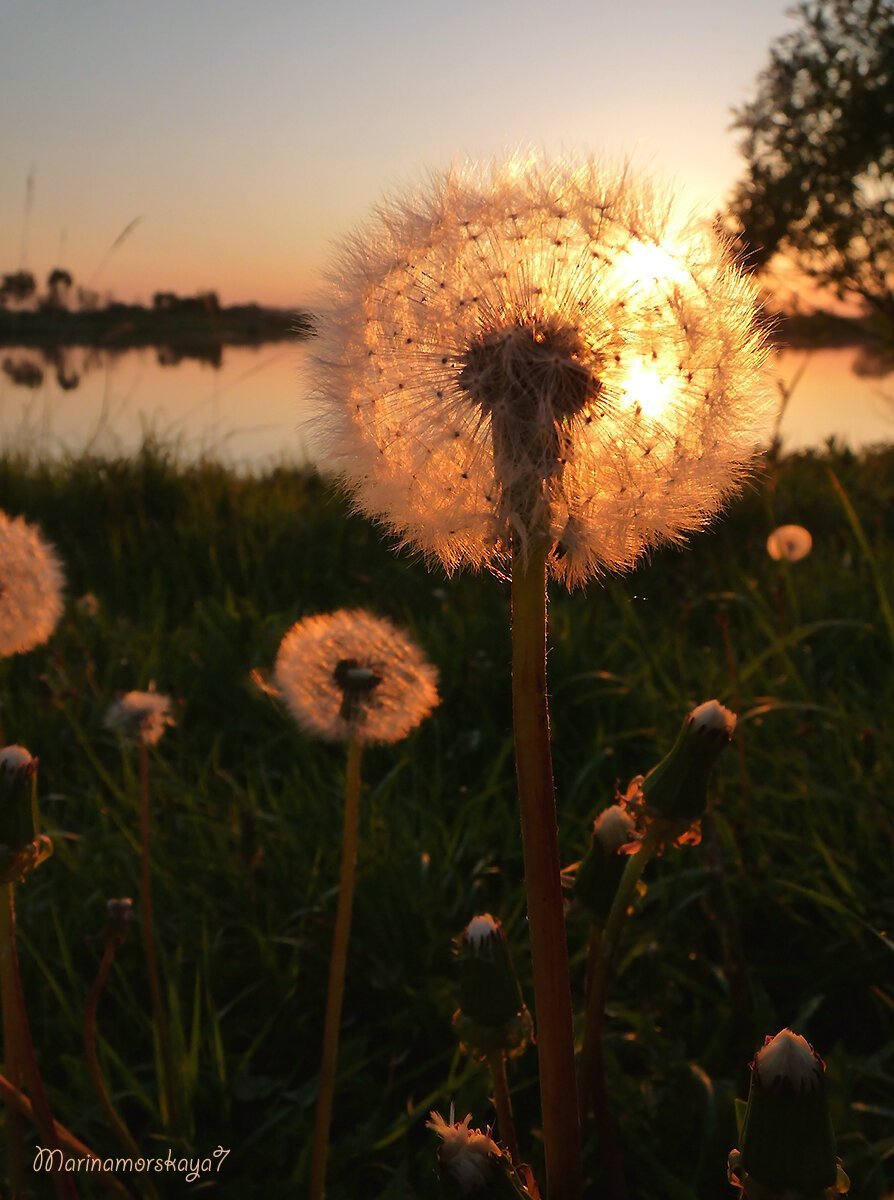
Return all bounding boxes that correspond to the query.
[729,0,894,320]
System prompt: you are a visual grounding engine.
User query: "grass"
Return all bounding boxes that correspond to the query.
[0,440,892,1198]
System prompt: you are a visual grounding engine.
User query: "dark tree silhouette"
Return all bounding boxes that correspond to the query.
[729,0,894,321]
[0,270,37,307]
[45,267,74,309]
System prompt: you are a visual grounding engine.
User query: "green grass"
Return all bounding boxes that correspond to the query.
[1,440,892,1198]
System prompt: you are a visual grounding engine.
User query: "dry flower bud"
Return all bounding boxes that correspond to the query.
[453,914,532,1059]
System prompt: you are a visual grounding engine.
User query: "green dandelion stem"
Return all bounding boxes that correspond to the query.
[0,1071,134,1200]
[510,535,582,1200]
[309,736,363,1200]
[487,1049,520,1166]
[592,834,659,1007]
[138,740,179,1137]
[1,883,77,1200]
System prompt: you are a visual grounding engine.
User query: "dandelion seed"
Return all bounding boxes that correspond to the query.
[766,523,812,562]
[313,155,773,585]
[272,609,439,744]
[104,688,174,747]
[0,511,64,655]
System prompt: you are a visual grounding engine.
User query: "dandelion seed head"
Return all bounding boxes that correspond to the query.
[105,687,175,747]
[272,608,439,744]
[766,524,812,562]
[463,913,500,949]
[0,512,64,655]
[313,155,774,585]
[593,803,638,853]
[0,745,35,776]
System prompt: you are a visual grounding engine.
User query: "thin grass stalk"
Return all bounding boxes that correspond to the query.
[0,1073,134,1200]
[2,883,77,1200]
[578,927,627,1200]
[309,736,363,1200]
[138,741,179,1136]
[0,880,27,1197]
[486,1049,520,1165]
[84,934,161,1200]
[510,536,581,1200]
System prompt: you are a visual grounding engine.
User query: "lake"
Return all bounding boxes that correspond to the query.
[0,341,891,469]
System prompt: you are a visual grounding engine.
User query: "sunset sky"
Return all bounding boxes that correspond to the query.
[1,0,799,308]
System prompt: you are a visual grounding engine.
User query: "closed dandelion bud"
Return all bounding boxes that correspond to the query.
[573,804,639,925]
[427,1110,534,1198]
[641,699,736,825]
[0,746,52,883]
[728,1029,849,1200]
[453,914,532,1059]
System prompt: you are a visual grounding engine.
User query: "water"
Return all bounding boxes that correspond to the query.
[0,341,891,469]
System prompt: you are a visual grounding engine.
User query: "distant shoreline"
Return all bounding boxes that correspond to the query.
[0,303,887,355]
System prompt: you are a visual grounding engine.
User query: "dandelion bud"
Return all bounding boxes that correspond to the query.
[0,746,52,884]
[573,804,639,925]
[105,897,134,941]
[453,915,532,1059]
[728,1029,848,1200]
[640,700,737,825]
[427,1110,532,1197]
[104,687,174,747]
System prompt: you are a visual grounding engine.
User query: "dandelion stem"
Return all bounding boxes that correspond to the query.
[84,933,161,1200]
[138,740,179,1137]
[0,879,26,1197]
[309,736,363,1200]
[510,536,582,1200]
[487,1049,520,1165]
[1,883,77,1200]
[0,1072,134,1200]
[578,927,627,1200]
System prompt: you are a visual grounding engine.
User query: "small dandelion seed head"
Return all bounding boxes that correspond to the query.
[312,155,774,585]
[104,687,175,747]
[592,803,638,853]
[766,523,813,562]
[272,608,439,744]
[0,745,35,777]
[0,511,65,655]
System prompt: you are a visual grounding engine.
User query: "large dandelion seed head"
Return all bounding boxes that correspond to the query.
[272,608,439,744]
[0,512,65,655]
[313,156,774,585]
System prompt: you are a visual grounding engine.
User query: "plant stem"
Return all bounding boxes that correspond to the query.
[309,736,363,1200]
[591,835,659,1016]
[84,935,161,1200]
[0,880,26,1197]
[487,1050,520,1165]
[510,537,581,1200]
[1,883,78,1200]
[138,741,179,1136]
[0,1072,134,1200]
[578,927,627,1200]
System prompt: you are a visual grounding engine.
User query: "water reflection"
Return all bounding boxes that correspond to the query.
[0,341,891,469]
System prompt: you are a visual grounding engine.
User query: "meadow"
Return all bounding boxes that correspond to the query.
[1,439,892,1198]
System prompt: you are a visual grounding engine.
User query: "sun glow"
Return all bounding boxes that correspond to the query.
[611,238,691,297]
[619,358,682,420]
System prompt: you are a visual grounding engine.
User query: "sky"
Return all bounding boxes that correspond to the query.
[0,0,800,308]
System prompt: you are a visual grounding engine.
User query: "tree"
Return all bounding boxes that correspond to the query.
[0,270,37,308]
[45,267,74,309]
[729,0,894,321]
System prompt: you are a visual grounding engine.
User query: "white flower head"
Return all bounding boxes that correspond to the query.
[755,1028,824,1092]
[272,608,439,744]
[427,1108,502,1194]
[0,745,35,776]
[463,913,501,949]
[0,511,65,655]
[313,155,773,586]
[690,699,737,737]
[105,687,175,747]
[766,524,813,562]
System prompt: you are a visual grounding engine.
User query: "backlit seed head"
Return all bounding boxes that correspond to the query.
[104,687,175,747]
[767,524,813,562]
[0,511,65,655]
[313,155,773,585]
[271,608,439,744]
